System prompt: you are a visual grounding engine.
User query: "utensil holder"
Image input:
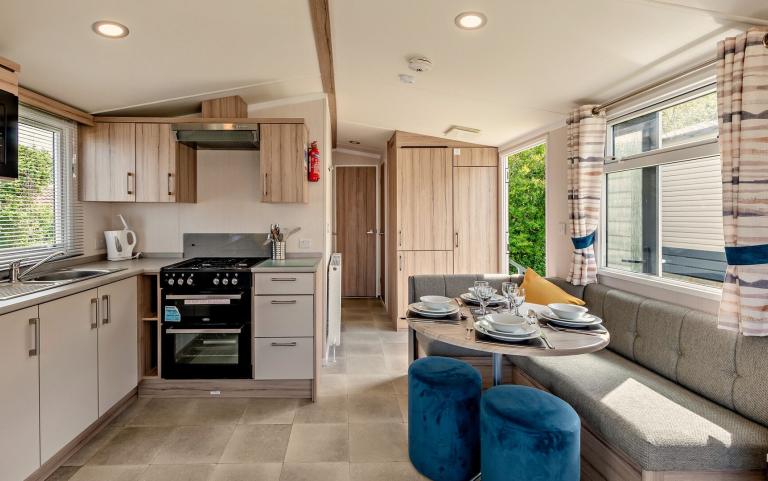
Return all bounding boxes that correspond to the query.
[272,241,286,260]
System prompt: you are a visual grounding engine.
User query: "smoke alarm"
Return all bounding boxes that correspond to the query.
[408,56,433,73]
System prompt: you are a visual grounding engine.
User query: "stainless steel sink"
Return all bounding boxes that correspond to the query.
[0,268,124,301]
[25,269,114,283]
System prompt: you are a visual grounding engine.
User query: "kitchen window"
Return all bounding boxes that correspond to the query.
[0,106,82,270]
[601,85,725,289]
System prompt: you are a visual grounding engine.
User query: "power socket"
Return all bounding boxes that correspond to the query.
[299,239,311,249]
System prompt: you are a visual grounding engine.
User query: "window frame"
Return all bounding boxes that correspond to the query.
[598,82,723,297]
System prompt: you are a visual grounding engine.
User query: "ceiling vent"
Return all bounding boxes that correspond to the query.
[408,56,433,73]
[444,125,481,140]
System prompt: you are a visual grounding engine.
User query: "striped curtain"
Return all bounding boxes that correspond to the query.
[717,28,768,336]
[567,106,606,285]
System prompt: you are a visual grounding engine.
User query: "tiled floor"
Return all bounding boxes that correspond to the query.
[47,298,426,481]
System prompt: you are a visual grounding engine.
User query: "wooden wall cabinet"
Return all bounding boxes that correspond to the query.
[453,166,499,274]
[0,56,20,96]
[0,306,41,481]
[260,123,309,203]
[80,122,197,203]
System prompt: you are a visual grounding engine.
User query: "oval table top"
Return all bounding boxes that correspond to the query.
[408,302,610,357]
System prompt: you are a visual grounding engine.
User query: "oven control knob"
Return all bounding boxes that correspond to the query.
[231,278,238,286]
[168,278,175,286]
[222,278,229,285]
[186,277,193,286]
[213,278,220,286]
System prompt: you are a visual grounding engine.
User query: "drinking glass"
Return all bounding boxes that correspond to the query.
[512,287,526,316]
[476,285,494,316]
[502,282,516,313]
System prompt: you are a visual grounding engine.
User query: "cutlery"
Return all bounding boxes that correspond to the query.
[544,323,607,336]
[528,309,553,349]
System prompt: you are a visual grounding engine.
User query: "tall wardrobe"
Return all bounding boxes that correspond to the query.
[386,131,501,329]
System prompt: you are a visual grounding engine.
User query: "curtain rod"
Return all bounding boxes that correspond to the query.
[592,32,768,115]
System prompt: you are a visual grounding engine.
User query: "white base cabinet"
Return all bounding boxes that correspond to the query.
[0,306,41,481]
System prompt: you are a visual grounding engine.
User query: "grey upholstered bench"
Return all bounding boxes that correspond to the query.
[409,274,768,480]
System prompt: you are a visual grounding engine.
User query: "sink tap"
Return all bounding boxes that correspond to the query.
[9,251,66,283]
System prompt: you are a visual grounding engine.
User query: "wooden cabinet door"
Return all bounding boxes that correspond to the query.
[109,123,136,202]
[260,123,308,203]
[453,147,498,167]
[397,148,453,250]
[453,167,499,274]
[395,251,453,328]
[97,278,138,416]
[79,123,135,202]
[0,306,40,481]
[39,289,99,463]
[136,123,174,203]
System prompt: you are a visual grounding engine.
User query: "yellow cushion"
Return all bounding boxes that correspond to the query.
[520,269,585,306]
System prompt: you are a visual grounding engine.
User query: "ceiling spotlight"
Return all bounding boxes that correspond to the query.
[92,20,130,38]
[348,140,361,145]
[455,12,487,30]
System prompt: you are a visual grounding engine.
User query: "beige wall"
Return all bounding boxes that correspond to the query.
[545,127,572,278]
[82,203,113,256]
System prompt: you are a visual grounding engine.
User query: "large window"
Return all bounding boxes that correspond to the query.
[0,106,82,269]
[602,86,724,288]
[506,143,546,274]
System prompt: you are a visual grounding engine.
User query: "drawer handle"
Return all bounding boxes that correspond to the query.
[271,277,297,282]
[271,341,297,347]
[271,300,297,305]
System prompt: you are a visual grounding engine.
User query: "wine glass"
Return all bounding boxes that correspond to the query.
[476,285,494,316]
[502,282,516,313]
[512,287,526,316]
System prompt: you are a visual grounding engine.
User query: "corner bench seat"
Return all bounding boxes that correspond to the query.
[409,274,768,475]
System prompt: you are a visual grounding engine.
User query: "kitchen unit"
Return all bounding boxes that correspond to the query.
[387,130,500,328]
[0,56,19,179]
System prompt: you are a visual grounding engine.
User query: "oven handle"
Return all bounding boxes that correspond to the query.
[166,328,243,334]
[165,294,242,300]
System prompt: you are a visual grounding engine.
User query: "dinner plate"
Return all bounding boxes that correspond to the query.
[409,302,459,318]
[540,310,603,327]
[475,319,540,342]
[460,292,506,305]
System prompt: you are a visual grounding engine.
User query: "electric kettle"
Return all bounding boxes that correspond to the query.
[104,215,138,261]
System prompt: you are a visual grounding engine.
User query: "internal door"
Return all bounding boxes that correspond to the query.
[336,166,377,297]
[454,166,500,274]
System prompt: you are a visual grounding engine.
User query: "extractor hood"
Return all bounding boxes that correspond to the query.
[172,123,259,150]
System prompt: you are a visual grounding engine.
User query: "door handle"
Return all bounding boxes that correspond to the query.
[167,173,173,196]
[270,341,297,347]
[28,318,39,357]
[455,232,459,248]
[366,229,375,235]
[399,254,403,272]
[398,230,402,247]
[90,298,98,329]
[264,173,269,198]
[127,172,134,195]
[101,294,110,325]
[271,300,298,305]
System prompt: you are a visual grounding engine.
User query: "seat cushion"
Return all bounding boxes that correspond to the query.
[508,351,768,471]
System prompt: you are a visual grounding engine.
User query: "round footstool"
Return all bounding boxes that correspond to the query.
[481,385,580,481]
[408,356,482,481]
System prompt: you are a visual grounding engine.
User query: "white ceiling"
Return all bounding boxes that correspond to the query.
[1,0,766,153]
[0,0,322,115]
[331,0,768,151]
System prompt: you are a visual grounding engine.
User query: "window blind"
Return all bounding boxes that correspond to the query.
[0,105,83,271]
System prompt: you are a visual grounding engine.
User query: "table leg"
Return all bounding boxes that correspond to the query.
[408,326,418,363]
[492,352,503,386]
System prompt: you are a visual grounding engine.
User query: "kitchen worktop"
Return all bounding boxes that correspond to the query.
[0,255,323,316]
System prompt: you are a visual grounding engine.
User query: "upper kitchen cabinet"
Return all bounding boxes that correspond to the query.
[453,147,498,167]
[260,123,309,203]
[79,122,197,203]
[0,56,20,96]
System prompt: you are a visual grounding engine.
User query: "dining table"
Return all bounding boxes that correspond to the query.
[406,300,610,386]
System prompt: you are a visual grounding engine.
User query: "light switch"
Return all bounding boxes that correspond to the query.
[299,239,311,249]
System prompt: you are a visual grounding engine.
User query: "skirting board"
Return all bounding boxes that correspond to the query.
[139,378,313,398]
[25,388,138,481]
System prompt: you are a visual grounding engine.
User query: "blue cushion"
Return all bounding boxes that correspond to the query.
[481,385,580,481]
[409,356,482,481]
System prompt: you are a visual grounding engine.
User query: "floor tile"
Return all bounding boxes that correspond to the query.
[346,375,396,396]
[348,394,403,423]
[64,427,122,466]
[392,375,409,397]
[346,355,388,375]
[319,357,348,375]
[108,398,150,427]
[341,332,381,344]
[45,466,81,481]
[219,424,291,463]
[349,423,408,462]
[240,398,299,424]
[126,398,196,427]
[315,374,347,397]
[138,464,213,481]
[152,425,233,464]
[382,342,408,358]
[209,463,282,481]
[185,398,248,425]
[349,462,428,481]
[379,330,409,344]
[284,424,349,463]
[345,342,384,356]
[293,396,348,423]
[69,465,147,481]
[89,427,173,465]
[398,396,409,423]
[279,462,350,481]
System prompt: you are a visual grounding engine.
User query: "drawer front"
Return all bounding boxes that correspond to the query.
[253,273,314,295]
[254,296,313,337]
[253,337,313,380]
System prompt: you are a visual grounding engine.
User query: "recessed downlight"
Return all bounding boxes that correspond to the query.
[455,12,487,30]
[92,21,129,38]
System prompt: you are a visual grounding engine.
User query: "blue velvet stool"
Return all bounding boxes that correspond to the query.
[481,385,580,481]
[408,356,482,481]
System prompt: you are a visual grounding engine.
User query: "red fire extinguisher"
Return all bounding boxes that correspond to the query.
[308,141,320,182]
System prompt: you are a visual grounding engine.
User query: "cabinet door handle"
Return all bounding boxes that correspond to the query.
[398,230,402,247]
[455,232,459,248]
[270,277,297,282]
[399,254,403,272]
[264,172,269,198]
[270,341,297,347]
[28,318,39,357]
[127,172,134,195]
[90,298,98,329]
[167,173,173,196]
[101,294,110,325]
[271,300,297,305]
